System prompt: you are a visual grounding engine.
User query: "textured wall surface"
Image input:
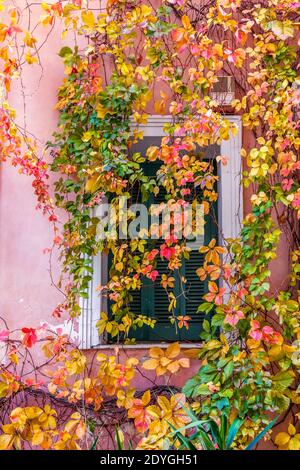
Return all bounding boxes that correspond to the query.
[0,2,290,394]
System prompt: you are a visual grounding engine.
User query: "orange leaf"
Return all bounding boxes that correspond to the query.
[142,389,151,406]
[167,361,180,374]
[149,347,163,358]
[208,281,218,293]
[142,358,158,370]
[182,15,191,30]
[178,357,190,368]
[166,342,180,359]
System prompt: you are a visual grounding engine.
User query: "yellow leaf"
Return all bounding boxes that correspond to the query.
[275,432,290,447]
[166,342,180,359]
[24,31,37,48]
[288,423,296,436]
[167,361,180,374]
[206,339,222,350]
[96,352,107,362]
[115,262,124,271]
[149,347,163,358]
[96,104,107,119]
[147,405,160,419]
[81,10,95,28]
[246,338,261,350]
[156,365,167,376]
[25,407,42,419]
[289,437,300,450]
[32,431,44,446]
[157,395,170,412]
[184,348,201,359]
[142,389,151,406]
[160,91,168,100]
[143,358,158,370]
[25,53,38,64]
[140,4,153,16]
[154,100,166,114]
[82,131,92,142]
[0,434,13,450]
[85,175,100,193]
[268,345,284,361]
[120,62,129,76]
[160,357,172,367]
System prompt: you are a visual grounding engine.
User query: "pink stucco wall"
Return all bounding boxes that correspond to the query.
[0,1,290,393]
[0,5,65,331]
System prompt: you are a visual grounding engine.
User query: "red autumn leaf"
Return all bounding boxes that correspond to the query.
[21,328,38,348]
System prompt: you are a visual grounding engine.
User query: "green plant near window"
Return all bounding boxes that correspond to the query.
[169,406,279,450]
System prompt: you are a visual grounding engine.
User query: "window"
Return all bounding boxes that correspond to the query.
[78,115,242,348]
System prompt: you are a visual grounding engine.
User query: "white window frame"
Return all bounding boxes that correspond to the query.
[78,115,242,349]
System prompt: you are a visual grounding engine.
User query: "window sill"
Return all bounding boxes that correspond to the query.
[88,342,202,350]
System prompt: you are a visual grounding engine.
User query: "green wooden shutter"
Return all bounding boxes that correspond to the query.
[108,159,218,342]
[131,227,216,342]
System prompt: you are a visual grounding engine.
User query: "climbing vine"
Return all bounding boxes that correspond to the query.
[0,0,299,451]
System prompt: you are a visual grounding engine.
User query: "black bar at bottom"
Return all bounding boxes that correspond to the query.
[0,449,298,467]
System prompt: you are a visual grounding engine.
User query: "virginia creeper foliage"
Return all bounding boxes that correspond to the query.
[0,0,299,450]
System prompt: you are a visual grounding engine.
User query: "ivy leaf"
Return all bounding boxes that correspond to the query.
[269,20,294,40]
[197,302,214,314]
[211,313,224,327]
[85,176,100,193]
[265,390,290,411]
[272,371,295,392]
[202,319,210,333]
[81,10,95,28]
[58,46,73,58]
[182,375,202,398]
[223,361,234,381]
[214,397,230,411]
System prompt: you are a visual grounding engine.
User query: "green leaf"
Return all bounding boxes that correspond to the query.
[225,418,244,449]
[89,436,98,450]
[269,20,294,40]
[208,419,222,449]
[115,427,124,450]
[265,390,290,411]
[168,423,197,450]
[211,313,224,327]
[272,371,295,392]
[220,414,228,446]
[197,302,214,314]
[194,428,216,450]
[202,319,210,333]
[223,361,234,381]
[58,46,73,58]
[215,397,230,411]
[182,375,202,398]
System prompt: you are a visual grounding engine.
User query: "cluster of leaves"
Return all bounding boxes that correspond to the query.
[0,0,299,451]
[41,0,237,333]
[0,327,194,449]
[0,3,58,234]
[0,406,85,451]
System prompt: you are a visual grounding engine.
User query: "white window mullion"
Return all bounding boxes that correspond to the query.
[219,115,243,242]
